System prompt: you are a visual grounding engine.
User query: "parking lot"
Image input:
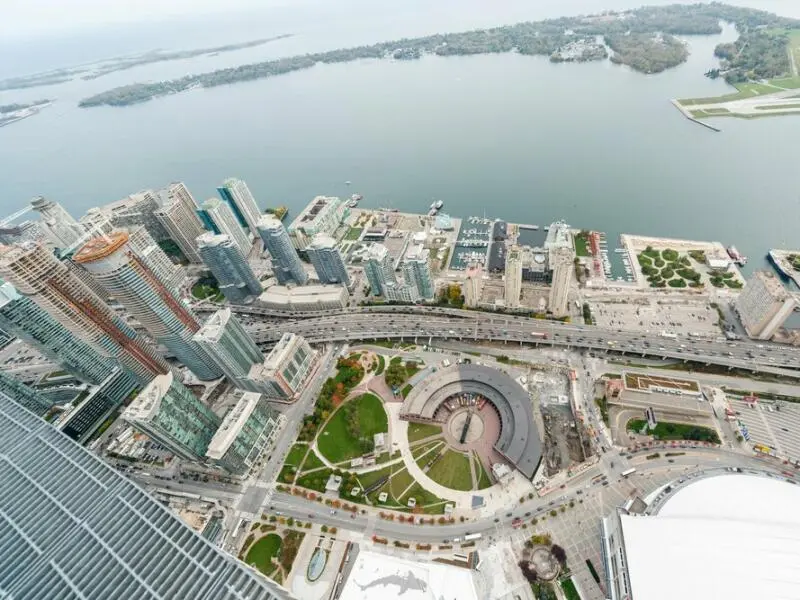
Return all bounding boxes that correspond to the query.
[588,298,719,336]
[729,398,800,464]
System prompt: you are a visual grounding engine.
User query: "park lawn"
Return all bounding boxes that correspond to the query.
[398,482,448,511]
[408,423,442,443]
[768,76,800,89]
[284,443,308,467]
[357,465,394,491]
[574,232,590,257]
[389,468,415,499]
[277,464,297,485]
[345,227,363,241]
[560,578,581,600]
[316,393,388,463]
[300,449,325,472]
[374,354,386,376]
[627,419,719,444]
[411,439,443,460]
[401,384,413,398]
[296,468,333,493]
[426,450,473,491]
[245,534,282,577]
[474,454,493,490]
[416,445,442,470]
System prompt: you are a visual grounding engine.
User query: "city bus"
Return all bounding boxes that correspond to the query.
[621,468,637,478]
[464,533,482,541]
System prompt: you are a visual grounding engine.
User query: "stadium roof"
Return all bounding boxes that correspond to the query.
[621,474,800,600]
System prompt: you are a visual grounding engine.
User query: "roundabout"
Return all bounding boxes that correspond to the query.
[400,363,543,481]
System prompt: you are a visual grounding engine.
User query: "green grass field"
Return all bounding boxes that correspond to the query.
[425,450,473,491]
[317,393,388,463]
[411,439,442,459]
[245,534,282,576]
[574,232,590,257]
[284,443,307,467]
[374,354,386,376]
[627,419,720,444]
[296,468,333,493]
[407,423,442,443]
[300,449,325,471]
[356,465,394,491]
[398,482,448,513]
[474,454,493,489]
[560,578,581,600]
[345,227,363,240]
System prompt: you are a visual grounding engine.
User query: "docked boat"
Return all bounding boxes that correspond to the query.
[727,246,747,266]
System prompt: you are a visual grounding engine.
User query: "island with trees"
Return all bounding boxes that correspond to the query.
[76,3,800,109]
[0,99,52,128]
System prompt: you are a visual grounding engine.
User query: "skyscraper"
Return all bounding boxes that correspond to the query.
[217,178,262,233]
[364,243,396,296]
[123,371,221,460]
[247,333,316,400]
[104,190,170,242]
[74,233,223,381]
[30,196,85,248]
[548,247,573,317]
[504,246,522,309]
[402,249,435,300]
[198,198,252,257]
[736,270,799,340]
[155,183,206,264]
[0,242,169,382]
[0,393,289,600]
[193,308,265,392]
[196,232,262,303]
[0,282,118,384]
[257,215,308,286]
[127,225,184,290]
[0,369,51,415]
[307,234,350,286]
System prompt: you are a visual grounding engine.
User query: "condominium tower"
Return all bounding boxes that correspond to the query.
[74,233,223,381]
[127,225,183,290]
[122,371,221,460]
[307,234,350,286]
[287,196,348,251]
[0,242,169,382]
[0,393,288,600]
[193,308,265,392]
[257,215,308,286]
[364,243,396,296]
[196,232,262,303]
[247,333,316,400]
[403,249,435,301]
[736,270,799,340]
[0,282,119,384]
[217,178,262,232]
[504,246,522,309]
[155,182,206,263]
[548,247,573,317]
[198,198,252,257]
[30,196,85,248]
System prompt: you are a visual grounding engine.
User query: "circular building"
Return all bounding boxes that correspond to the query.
[602,472,800,600]
[400,364,542,479]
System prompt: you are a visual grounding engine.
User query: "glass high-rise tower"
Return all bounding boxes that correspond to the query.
[196,232,262,303]
[257,215,308,286]
[74,232,223,381]
[307,234,350,286]
[217,178,262,233]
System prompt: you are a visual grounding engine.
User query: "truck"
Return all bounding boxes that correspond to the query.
[531,332,548,339]
[464,533,482,541]
[659,331,678,339]
[621,468,637,478]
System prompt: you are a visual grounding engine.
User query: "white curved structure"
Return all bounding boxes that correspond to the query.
[606,473,800,600]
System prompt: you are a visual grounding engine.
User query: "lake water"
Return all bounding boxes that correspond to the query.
[2,0,800,274]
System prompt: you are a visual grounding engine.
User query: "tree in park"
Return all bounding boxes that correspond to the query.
[551,544,567,567]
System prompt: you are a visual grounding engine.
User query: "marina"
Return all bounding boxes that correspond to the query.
[449,216,492,271]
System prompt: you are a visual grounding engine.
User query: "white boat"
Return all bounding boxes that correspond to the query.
[345,180,351,185]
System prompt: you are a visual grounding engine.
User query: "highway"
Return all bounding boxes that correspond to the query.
[236,307,800,376]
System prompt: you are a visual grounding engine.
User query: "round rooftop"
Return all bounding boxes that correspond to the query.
[621,473,800,600]
[400,364,541,479]
[74,232,129,263]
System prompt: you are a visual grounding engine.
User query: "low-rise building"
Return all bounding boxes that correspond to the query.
[205,391,281,475]
[257,284,349,312]
[287,195,348,251]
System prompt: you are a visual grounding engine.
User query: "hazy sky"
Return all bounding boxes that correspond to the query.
[1,0,297,38]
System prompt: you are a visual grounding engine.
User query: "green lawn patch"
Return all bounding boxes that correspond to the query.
[398,482,448,512]
[411,439,443,459]
[245,534,282,577]
[374,354,386,376]
[388,468,415,499]
[296,468,333,492]
[561,578,581,600]
[408,423,442,443]
[627,418,719,444]
[357,465,394,491]
[317,393,388,463]
[401,383,413,398]
[474,453,493,489]
[278,464,297,485]
[300,449,325,471]
[574,231,590,257]
[679,81,781,106]
[345,227,363,241]
[425,449,473,491]
[284,443,307,467]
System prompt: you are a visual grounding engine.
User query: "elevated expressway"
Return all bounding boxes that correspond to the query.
[238,307,800,377]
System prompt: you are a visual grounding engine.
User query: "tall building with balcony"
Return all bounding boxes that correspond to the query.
[0,243,169,382]
[257,215,308,286]
[0,282,120,384]
[128,225,184,290]
[403,249,434,301]
[206,391,281,475]
[736,270,799,340]
[198,198,252,257]
[307,234,350,286]
[364,243,396,296]
[30,196,85,248]
[548,246,573,317]
[0,394,289,600]
[287,196,348,251]
[193,308,265,392]
[196,232,262,303]
[155,183,206,263]
[0,369,52,415]
[103,190,170,242]
[217,178,262,233]
[74,233,222,381]
[247,333,316,400]
[122,371,221,460]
